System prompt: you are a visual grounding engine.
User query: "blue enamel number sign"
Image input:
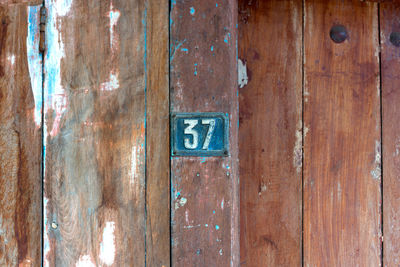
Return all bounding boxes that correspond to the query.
[171,112,229,157]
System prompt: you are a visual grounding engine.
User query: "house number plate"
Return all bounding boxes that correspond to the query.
[171,112,229,157]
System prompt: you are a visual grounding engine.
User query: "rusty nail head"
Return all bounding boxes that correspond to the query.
[330,25,348,43]
[390,32,400,47]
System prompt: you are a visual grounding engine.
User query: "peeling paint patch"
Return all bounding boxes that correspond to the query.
[294,121,303,174]
[258,183,267,196]
[175,197,187,209]
[54,0,73,16]
[76,255,96,267]
[190,7,195,15]
[99,222,116,266]
[27,6,42,127]
[45,0,69,138]
[221,198,224,209]
[238,59,248,88]
[100,73,120,91]
[109,3,121,50]
[371,140,381,180]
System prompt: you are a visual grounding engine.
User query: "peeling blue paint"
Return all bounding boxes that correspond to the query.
[27,6,42,127]
[181,48,188,52]
[190,7,195,15]
[215,225,220,230]
[210,46,214,52]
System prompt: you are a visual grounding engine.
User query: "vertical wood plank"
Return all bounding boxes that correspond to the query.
[304,1,382,266]
[238,1,302,266]
[146,0,170,266]
[170,0,239,265]
[43,0,148,265]
[380,3,400,266]
[0,4,42,266]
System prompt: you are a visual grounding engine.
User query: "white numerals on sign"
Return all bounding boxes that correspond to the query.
[183,118,216,150]
[184,119,199,149]
[202,119,216,149]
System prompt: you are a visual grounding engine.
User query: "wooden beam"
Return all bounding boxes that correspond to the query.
[170,0,239,265]
[0,4,42,266]
[238,0,303,265]
[304,1,382,265]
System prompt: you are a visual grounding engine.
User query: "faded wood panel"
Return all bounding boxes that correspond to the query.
[381,3,400,266]
[43,0,148,265]
[145,0,170,266]
[0,4,42,266]
[304,1,382,266]
[238,0,302,266]
[170,0,239,265]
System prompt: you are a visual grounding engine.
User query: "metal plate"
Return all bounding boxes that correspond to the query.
[171,112,229,157]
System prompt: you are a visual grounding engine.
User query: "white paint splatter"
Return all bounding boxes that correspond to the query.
[238,59,248,88]
[27,6,43,127]
[100,73,120,91]
[174,197,187,210]
[219,249,223,255]
[109,3,120,50]
[371,140,381,180]
[99,222,116,266]
[54,0,73,17]
[258,183,267,196]
[8,55,15,66]
[98,2,121,92]
[76,255,96,267]
[293,120,303,174]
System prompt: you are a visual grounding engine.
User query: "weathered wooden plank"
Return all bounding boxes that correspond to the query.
[0,4,42,266]
[304,1,382,265]
[0,0,42,6]
[170,0,239,265]
[238,0,302,266]
[43,0,147,265]
[145,0,170,266]
[380,3,400,266]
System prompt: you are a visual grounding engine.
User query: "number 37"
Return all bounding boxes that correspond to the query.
[184,119,216,150]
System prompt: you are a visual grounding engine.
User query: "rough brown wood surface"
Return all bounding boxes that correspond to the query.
[303,1,382,266]
[145,0,170,266]
[170,0,239,265]
[42,0,158,265]
[0,4,42,266]
[381,2,400,266]
[238,0,302,266]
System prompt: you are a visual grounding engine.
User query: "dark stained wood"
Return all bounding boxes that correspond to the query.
[304,1,382,265]
[0,4,42,266]
[43,0,148,265]
[170,0,239,265]
[380,3,400,266]
[238,0,302,266]
[145,0,170,266]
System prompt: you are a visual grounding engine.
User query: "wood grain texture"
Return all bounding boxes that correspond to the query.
[304,1,382,266]
[380,3,400,266]
[0,4,42,266]
[145,0,170,266]
[170,0,239,265]
[238,0,302,266]
[43,0,148,265]
[0,0,42,6]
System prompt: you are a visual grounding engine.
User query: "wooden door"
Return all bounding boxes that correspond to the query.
[239,0,400,266]
[3,0,400,266]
